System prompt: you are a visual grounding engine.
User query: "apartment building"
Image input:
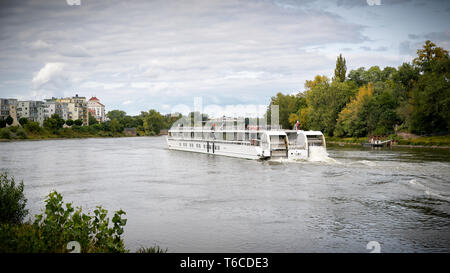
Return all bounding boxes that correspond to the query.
[55,94,89,125]
[0,98,19,125]
[16,100,44,124]
[2,94,102,126]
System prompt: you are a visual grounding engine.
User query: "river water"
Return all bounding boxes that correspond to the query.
[1,136,449,252]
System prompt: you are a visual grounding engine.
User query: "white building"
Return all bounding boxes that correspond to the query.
[87,97,106,122]
[16,100,44,123]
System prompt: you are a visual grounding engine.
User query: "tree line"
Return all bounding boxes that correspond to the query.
[0,109,180,140]
[266,40,450,137]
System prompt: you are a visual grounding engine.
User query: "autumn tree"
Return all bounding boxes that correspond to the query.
[334,83,374,137]
[413,40,449,72]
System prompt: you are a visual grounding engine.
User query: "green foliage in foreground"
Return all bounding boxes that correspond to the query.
[136,245,168,253]
[0,173,28,225]
[0,173,166,253]
[0,191,128,253]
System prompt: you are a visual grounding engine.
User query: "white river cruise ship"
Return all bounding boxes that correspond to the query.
[166,118,326,160]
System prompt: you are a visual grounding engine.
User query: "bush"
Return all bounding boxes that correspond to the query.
[65,119,74,126]
[0,191,128,253]
[0,176,166,253]
[24,121,41,134]
[136,245,167,253]
[5,115,13,126]
[18,118,28,127]
[16,128,27,139]
[0,129,12,139]
[9,126,19,133]
[74,119,83,126]
[0,173,28,225]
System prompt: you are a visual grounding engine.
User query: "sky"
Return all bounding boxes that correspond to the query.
[0,0,449,117]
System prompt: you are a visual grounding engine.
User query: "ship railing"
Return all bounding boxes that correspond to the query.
[288,144,306,149]
[169,125,282,131]
[271,143,287,150]
[167,136,261,146]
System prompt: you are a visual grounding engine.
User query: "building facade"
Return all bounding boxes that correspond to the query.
[87,97,106,123]
[0,98,19,126]
[55,94,89,126]
[16,100,44,124]
[2,94,102,127]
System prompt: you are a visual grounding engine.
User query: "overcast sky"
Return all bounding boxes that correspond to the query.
[0,0,449,116]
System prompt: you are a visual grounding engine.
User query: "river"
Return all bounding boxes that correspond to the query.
[1,136,449,252]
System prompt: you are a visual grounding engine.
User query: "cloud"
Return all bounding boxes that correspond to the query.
[81,81,125,90]
[408,34,420,39]
[0,0,447,114]
[336,0,411,8]
[403,31,450,54]
[30,40,51,49]
[32,62,66,87]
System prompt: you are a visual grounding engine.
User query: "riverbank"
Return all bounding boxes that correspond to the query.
[326,135,450,149]
[0,125,168,142]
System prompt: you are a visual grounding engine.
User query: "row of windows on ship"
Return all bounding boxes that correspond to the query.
[179,142,222,150]
[169,131,262,141]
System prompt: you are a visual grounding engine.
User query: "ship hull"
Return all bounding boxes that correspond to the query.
[167,138,264,160]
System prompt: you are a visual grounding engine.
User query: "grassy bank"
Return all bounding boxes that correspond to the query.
[326,135,450,147]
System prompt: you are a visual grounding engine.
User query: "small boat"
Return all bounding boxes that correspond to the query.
[362,140,391,147]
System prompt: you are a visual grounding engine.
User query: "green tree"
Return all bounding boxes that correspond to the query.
[410,55,450,133]
[413,40,449,72]
[18,118,28,127]
[43,114,65,130]
[65,119,74,126]
[305,77,357,135]
[266,92,307,130]
[89,113,98,125]
[347,67,367,87]
[5,116,13,126]
[110,118,122,133]
[334,83,374,137]
[333,54,347,82]
[143,109,165,135]
[0,120,6,128]
[73,119,83,126]
[24,121,41,133]
[0,173,28,225]
[107,110,127,122]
